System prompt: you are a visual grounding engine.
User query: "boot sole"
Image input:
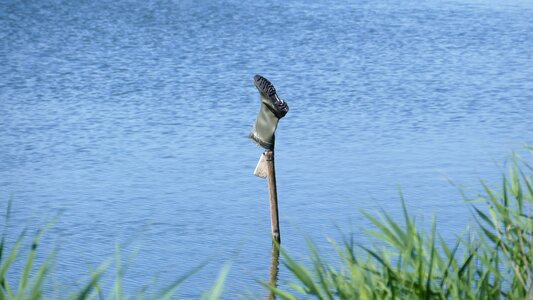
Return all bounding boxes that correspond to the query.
[254,74,279,103]
[253,75,288,118]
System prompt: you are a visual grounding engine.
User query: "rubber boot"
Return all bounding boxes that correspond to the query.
[249,75,289,150]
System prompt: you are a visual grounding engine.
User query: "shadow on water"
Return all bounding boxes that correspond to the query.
[267,242,280,300]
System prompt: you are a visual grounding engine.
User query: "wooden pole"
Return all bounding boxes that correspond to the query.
[264,149,280,243]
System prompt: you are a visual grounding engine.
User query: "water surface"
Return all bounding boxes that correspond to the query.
[1,0,532,297]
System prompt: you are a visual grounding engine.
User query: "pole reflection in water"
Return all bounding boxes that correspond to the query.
[268,242,280,300]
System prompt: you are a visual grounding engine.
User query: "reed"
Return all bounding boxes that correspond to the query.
[0,202,225,300]
[268,152,533,300]
[2,150,532,299]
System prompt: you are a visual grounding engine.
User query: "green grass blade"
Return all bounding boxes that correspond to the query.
[159,260,209,299]
[201,263,231,300]
[424,219,437,300]
[74,260,111,300]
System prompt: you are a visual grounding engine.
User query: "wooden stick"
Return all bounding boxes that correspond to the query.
[264,149,281,243]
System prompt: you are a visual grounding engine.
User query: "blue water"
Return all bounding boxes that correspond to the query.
[1,0,532,298]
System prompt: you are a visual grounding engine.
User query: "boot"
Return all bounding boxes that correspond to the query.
[249,75,289,150]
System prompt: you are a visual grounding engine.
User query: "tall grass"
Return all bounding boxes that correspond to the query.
[0,203,226,300]
[269,153,533,299]
[0,200,55,300]
[2,151,532,299]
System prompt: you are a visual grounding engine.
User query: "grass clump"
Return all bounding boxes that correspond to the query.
[2,150,533,299]
[270,153,533,299]
[0,202,54,300]
[0,203,226,300]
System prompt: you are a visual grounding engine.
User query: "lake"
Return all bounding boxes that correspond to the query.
[1,0,532,298]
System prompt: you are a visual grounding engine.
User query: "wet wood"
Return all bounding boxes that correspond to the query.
[264,150,280,243]
[267,242,280,300]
